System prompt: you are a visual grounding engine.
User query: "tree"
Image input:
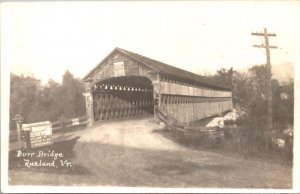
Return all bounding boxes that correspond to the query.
[39,79,63,121]
[248,65,269,100]
[231,71,253,108]
[9,71,86,131]
[10,74,42,129]
[60,70,85,118]
[210,67,235,88]
[273,80,294,127]
[233,64,293,129]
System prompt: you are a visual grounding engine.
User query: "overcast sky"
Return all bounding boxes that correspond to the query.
[1,1,299,84]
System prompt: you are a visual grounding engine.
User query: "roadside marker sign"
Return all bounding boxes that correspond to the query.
[22,121,53,148]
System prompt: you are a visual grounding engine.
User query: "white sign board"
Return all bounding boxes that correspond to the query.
[113,61,125,76]
[22,121,53,148]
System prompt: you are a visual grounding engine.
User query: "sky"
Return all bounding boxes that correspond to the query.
[1,1,299,84]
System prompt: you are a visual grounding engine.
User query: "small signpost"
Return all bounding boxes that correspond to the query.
[13,114,24,149]
[22,121,53,149]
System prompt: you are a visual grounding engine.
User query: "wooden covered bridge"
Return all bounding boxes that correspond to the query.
[82,48,232,126]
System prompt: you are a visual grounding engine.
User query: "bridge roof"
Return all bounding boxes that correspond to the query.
[83,47,231,91]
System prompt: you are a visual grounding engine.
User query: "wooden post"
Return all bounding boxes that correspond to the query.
[13,114,24,149]
[16,122,22,148]
[153,74,161,121]
[83,91,94,126]
[252,28,277,131]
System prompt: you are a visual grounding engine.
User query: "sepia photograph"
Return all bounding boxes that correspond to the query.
[1,0,299,193]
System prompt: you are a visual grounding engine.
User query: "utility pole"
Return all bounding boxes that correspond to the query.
[251,28,277,131]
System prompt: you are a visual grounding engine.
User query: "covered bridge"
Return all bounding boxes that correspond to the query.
[82,47,232,125]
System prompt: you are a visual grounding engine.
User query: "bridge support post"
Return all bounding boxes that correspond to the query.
[83,92,94,126]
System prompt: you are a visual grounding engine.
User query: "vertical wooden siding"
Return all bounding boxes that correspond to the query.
[159,81,232,123]
[160,81,231,97]
[161,95,232,123]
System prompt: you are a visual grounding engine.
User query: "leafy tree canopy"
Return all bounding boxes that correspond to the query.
[10,71,86,130]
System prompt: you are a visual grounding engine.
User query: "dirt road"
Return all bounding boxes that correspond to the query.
[8,117,292,188]
[76,117,185,151]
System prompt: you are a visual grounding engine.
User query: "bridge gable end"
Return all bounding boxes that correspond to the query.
[86,51,157,83]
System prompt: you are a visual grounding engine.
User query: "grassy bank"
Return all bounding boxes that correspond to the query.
[156,118,293,166]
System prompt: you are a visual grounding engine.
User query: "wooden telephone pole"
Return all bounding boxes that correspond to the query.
[251,28,277,131]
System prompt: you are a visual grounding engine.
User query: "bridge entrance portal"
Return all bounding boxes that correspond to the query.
[91,76,154,122]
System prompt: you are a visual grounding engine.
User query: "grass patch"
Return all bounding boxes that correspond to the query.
[157,120,293,166]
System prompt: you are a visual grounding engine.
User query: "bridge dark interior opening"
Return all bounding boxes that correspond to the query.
[92,76,154,122]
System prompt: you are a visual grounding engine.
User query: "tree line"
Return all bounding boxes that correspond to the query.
[210,64,294,129]
[10,70,86,130]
